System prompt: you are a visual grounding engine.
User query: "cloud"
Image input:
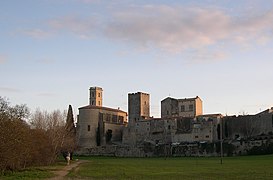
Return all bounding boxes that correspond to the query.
[0,54,7,64]
[21,28,52,39]
[104,6,232,53]
[104,5,273,53]
[0,87,21,93]
[21,4,273,60]
[185,49,229,64]
[47,16,97,38]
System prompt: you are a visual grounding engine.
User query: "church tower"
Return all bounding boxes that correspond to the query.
[89,87,103,106]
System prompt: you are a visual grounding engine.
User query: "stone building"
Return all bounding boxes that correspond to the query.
[89,87,103,106]
[77,87,127,148]
[128,92,150,123]
[161,96,203,118]
[76,87,273,157]
[123,92,216,146]
[222,108,273,140]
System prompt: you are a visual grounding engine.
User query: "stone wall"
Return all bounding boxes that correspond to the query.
[223,111,273,139]
[76,135,273,157]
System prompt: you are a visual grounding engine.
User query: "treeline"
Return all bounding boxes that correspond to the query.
[0,97,76,173]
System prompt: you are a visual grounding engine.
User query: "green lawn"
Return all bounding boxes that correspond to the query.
[0,161,66,180]
[1,155,273,179]
[68,155,273,180]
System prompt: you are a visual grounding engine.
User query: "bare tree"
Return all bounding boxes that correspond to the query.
[0,97,31,172]
[30,109,68,163]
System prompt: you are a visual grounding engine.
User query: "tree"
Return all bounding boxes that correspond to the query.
[0,97,31,172]
[65,105,76,134]
[62,105,77,159]
[30,109,68,163]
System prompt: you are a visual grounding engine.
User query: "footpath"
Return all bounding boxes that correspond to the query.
[47,160,87,180]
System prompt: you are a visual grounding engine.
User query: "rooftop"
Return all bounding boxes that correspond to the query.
[79,105,127,114]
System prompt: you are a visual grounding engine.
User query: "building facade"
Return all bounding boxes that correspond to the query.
[128,92,150,123]
[89,87,103,106]
[161,96,203,118]
[77,87,127,148]
[77,87,273,155]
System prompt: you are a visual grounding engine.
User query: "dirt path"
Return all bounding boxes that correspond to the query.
[47,160,87,180]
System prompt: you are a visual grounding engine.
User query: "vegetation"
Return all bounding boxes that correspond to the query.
[0,97,76,174]
[68,155,273,180]
[0,159,67,180]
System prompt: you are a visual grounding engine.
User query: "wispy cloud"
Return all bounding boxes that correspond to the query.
[104,5,273,53]
[47,16,97,38]
[0,87,21,93]
[20,28,53,39]
[185,49,229,64]
[20,4,273,61]
[104,6,230,52]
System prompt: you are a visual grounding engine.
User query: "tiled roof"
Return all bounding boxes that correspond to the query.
[79,105,127,114]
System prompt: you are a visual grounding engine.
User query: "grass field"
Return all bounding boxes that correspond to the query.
[0,161,66,180]
[68,155,273,180]
[1,155,273,179]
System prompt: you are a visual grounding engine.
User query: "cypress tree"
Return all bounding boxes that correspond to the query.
[66,105,76,134]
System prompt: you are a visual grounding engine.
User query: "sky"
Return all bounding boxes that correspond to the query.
[0,0,273,117]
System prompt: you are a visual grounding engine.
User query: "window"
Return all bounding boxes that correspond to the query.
[98,101,100,106]
[98,93,100,97]
[118,116,124,123]
[181,105,185,112]
[106,114,111,122]
[195,136,198,138]
[167,110,169,115]
[87,125,90,131]
[91,101,94,105]
[206,135,209,138]
[168,125,171,130]
[92,92,95,97]
[189,105,194,111]
[112,115,118,123]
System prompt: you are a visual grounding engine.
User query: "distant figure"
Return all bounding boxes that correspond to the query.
[66,152,71,165]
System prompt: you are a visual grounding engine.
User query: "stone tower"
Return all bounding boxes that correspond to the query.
[128,92,150,123]
[89,87,103,106]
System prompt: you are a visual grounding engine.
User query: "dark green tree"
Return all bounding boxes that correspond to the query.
[65,105,76,134]
[62,105,77,159]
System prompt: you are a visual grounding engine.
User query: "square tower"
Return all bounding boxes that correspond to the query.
[178,96,203,118]
[161,96,203,118]
[89,87,103,106]
[128,92,150,123]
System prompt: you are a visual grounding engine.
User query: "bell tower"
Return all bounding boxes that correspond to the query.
[89,87,103,106]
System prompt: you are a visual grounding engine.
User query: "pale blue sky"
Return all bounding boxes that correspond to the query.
[1,0,273,117]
